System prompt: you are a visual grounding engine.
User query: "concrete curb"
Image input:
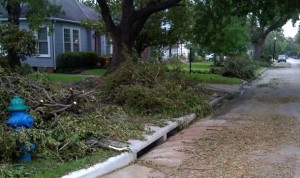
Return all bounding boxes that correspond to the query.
[62,79,251,178]
[62,114,196,178]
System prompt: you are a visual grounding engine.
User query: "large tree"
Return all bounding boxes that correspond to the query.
[193,0,300,60]
[96,0,183,72]
[245,0,300,60]
[0,0,61,67]
[135,1,193,58]
[193,0,249,56]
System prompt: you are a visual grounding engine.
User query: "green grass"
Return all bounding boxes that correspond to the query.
[181,61,213,72]
[188,73,242,85]
[2,150,114,178]
[80,69,107,76]
[29,73,88,83]
[168,61,213,72]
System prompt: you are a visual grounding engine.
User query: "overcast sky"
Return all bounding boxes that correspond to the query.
[282,20,299,38]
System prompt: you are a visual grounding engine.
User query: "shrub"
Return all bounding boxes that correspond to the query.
[210,66,224,75]
[193,55,204,62]
[21,63,34,75]
[222,56,256,80]
[98,55,112,67]
[0,24,37,66]
[57,52,98,69]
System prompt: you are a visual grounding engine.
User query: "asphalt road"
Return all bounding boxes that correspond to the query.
[215,58,300,118]
[102,58,300,178]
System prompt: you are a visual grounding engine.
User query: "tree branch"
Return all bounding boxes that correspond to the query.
[135,0,183,21]
[96,0,118,37]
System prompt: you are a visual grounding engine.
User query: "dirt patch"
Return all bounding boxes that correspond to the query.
[167,114,300,177]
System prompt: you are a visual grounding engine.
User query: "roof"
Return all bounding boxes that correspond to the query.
[0,0,100,23]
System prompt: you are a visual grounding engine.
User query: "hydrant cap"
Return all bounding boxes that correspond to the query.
[7,96,29,111]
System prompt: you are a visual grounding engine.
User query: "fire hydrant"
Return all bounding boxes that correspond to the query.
[6,96,36,162]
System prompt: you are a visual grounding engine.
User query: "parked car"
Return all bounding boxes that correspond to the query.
[278,54,286,63]
[205,53,214,60]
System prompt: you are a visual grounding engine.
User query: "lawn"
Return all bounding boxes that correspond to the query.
[2,150,114,178]
[188,73,243,85]
[29,68,107,83]
[168,61,242,85]
[80,69,107,76]
[29,73,88,83]
[181,61,213,72]
[28,65,241,85]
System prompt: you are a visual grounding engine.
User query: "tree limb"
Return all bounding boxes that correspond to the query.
[135,0,183,20]
[96,0,118,37]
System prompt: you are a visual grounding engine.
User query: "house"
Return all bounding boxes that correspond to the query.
[0,0,112,70]
[162,44,190,60]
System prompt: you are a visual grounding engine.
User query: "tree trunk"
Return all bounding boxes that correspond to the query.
[97,0,182,73]
[252,32,268,61]
[253,42,263,60]
[7,50,21,67]
[6,2,21,26]
[107,40,126,74]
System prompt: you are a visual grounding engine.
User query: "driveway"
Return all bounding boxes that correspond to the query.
[102,58,300,177]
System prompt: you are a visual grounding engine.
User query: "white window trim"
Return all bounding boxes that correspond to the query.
[36,27,51,58]
[63,27,81,52]
[0,45,7,56]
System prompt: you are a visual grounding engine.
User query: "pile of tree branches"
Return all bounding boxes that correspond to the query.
[0,67,100,120]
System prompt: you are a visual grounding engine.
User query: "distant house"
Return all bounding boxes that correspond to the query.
[0,0,112,70]
[162,44,189,60]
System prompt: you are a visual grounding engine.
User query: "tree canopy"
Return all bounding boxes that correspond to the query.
[95,0,184,72]
[193,0,249,56]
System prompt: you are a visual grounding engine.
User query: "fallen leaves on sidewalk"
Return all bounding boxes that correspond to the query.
[175,114,300,177]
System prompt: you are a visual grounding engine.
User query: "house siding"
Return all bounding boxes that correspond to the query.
[23,21,102,68]
[21,21,55,68]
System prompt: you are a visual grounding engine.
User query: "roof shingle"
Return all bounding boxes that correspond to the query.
[0,0,100,22]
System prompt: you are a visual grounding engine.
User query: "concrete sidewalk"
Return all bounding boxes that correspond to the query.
[101,119,227,178]
[63,83,245,178]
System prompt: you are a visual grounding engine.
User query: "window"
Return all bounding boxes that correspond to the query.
[0,45,6,56]
[63,28,80,52]
[37,27,50,57]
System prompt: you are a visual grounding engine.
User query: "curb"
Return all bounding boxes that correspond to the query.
[62,81,249,178]
[62,114,196,178]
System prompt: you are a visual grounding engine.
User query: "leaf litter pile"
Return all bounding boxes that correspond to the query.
[175,114,300,177]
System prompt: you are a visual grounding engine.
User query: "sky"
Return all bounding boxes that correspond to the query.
[282,20,299,38]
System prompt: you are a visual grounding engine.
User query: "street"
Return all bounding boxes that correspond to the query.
[102,58,300,178]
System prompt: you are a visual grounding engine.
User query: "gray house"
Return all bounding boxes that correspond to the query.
[0,0,112,69]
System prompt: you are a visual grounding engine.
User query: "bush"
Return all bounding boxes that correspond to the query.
[21,63,34,75]
[193,56,204,62]
[210,66,224,75]
[57,52,98,69]
[0,24,37,65]
[98,55,112,67]
[222,56,256,80]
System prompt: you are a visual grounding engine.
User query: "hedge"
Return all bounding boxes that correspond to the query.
[57,52,99,69]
